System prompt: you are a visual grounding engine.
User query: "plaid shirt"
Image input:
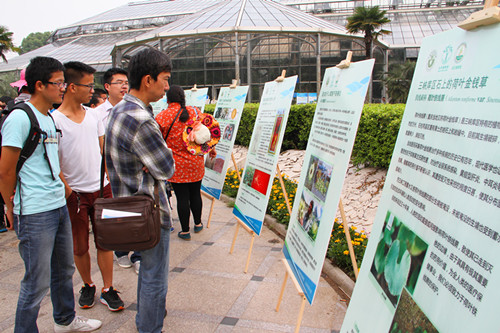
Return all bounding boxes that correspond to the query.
[105,93,175,228]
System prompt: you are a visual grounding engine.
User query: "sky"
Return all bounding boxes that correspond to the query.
[2,0,134,51]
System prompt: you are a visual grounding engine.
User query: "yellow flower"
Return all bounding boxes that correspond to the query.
[334,239,340,243]
[343,250,349,255]
[361,234,367,239]
[354,232,359,236]
[231,185,235,188]
[352,226,357,230]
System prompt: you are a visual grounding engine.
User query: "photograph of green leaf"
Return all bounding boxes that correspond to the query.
[370,211,428,307]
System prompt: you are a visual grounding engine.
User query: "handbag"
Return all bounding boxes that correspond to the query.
[93,146,161,252]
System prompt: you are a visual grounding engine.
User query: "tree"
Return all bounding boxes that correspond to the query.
[0,26,20,63]
[20,31,52,54]
[346,6,391,59]
[381,61,416,103]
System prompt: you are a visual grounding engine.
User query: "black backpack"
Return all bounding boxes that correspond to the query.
[0,101,57,179]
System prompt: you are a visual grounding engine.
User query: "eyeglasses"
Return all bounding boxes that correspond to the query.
[73,83,96,90]
[46,81,68,89]
[109,80,129,87]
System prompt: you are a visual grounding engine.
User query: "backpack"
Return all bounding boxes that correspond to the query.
[0,101,58,178]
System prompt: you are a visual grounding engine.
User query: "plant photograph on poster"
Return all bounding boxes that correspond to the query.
[370,211,428,307]
[297,190,324,241]
[268,108,285,154]
[205,155,225,174]
[390,289,439,333]
[223,123,235,141]
[304,155,333,202]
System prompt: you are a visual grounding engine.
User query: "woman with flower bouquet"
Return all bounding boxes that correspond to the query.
[155,85,220,240]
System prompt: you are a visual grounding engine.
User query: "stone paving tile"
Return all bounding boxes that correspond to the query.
[0,193,347,332]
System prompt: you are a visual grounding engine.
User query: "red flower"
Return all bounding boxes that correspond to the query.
[202,116,213,127]
[211,127,221,138]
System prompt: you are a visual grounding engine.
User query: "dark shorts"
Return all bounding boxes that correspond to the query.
[66,184,112,255]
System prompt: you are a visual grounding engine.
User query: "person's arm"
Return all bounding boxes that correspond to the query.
[134,120,175,180]
[59,171,73,199]
[0,146,20,229]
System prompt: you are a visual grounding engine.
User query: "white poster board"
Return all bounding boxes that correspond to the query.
[283,59,375,304]
[201,86,249,199]
[342,25,500,333]
[233,76,297,235]
[184,87,209,113]
[150,94,167,116]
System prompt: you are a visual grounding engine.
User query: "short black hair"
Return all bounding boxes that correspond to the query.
[0,95,13,104]
[103,67,128,86]
[128,48,172,90]
[25,56,65,94]
[63,61,96,84]
[94,88,107,96]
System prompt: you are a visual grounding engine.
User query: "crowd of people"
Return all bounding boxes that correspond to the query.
[0,48,212,332]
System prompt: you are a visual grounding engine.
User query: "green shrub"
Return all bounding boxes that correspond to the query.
[351,104,405,168]
[218,102,404,166]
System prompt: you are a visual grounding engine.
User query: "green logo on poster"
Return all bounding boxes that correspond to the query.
[427,50,437,70]
[455,43,466,63]
[442,45,453,64]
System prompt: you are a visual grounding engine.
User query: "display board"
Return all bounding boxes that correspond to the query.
[283,60,375,304]
[150,94,167,116]
[233,76,297,235]
[184,87,209,113]
[342,25,500,333]
[201,86,249,199]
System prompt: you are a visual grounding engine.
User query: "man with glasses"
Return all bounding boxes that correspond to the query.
[105,48,174,333]
[95,67,129,128]
[95,67,142,273]
[53,61,125,313]
[0,56,102,332]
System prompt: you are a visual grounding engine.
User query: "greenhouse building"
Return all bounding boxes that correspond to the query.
[0,0,486,101]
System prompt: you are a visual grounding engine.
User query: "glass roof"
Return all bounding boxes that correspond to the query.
[0,0,491,73]
[121,0,351,45]
[0,31,146,72]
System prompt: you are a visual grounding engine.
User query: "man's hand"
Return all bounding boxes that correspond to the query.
[5,207,14,230]
[64,185,73,199]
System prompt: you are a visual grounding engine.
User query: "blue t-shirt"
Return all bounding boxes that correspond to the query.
[1,102,65,215]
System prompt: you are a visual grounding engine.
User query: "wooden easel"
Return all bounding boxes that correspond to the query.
[276,259,307,333]
[203,151,241,228]
[202,78,241,228]
[191,84,198,91]
[229,70,289,273]
[275,52,361,332]
[229,217,256,273]
[458,0,500,30]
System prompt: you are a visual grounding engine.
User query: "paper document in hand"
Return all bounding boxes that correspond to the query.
[102,209,142,219]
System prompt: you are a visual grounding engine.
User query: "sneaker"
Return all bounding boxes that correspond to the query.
[116,254,132,268]
[54,315,102,332]
[100,286,125,311]
[78,284,96,309]
[133,261,140,274]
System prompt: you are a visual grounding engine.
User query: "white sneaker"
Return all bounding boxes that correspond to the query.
[54,315,102,332]
[116,255,132,268]
[133,261,140,274]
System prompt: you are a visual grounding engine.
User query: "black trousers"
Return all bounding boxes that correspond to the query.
[171,181,202,232]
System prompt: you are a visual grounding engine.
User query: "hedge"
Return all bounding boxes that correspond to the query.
[204,103,405,169]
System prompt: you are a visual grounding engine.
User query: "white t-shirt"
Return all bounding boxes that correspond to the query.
[53,106,107,193]
[94,99,113,129]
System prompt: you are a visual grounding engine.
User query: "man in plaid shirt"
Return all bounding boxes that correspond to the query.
[105,48,174,333]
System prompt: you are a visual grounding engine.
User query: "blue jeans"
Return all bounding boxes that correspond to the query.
[136,227,170,333]
[13,206,76,332]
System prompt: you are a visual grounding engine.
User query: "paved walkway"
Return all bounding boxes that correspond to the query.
[0,195,347,332]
